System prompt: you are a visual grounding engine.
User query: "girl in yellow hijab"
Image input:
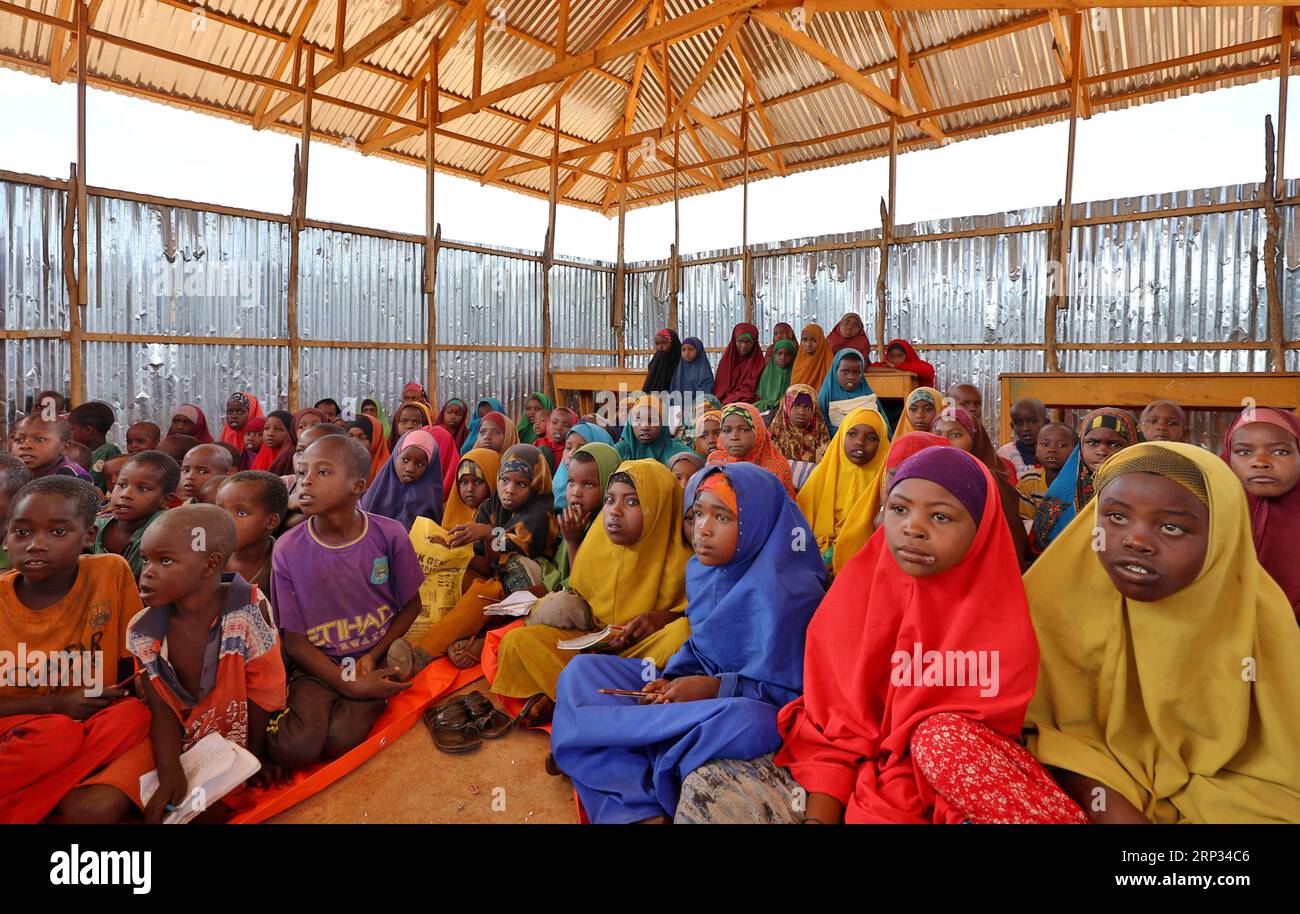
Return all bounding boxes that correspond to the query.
[895,386,944,437]
[796,406,891,571]
[1024,442,1300,823]
[491,458,692,725]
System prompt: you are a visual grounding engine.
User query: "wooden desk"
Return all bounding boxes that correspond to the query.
[998,372,1300,444]
[552,367,648,416]
[865,369,920,401]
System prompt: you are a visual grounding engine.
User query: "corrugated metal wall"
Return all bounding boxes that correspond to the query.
[1,175,1296,447]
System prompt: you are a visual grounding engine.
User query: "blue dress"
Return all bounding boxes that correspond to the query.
[551,463,828,823]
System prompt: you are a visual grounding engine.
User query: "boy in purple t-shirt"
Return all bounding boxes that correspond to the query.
[266,436,421,770]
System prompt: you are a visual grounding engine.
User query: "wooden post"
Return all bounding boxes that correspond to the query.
[671,122,680,333]
[877,66,898,365]
[543,102,559,402]
[669,242,679,335]
[1046,12,1084,374]
[1265,116,1287,372]
[615,145,627,368]
[286,47,313,412]
[426,38,440,403]
[1279,19,1292,201]
[742,85,753,326]
[71,0,88,406]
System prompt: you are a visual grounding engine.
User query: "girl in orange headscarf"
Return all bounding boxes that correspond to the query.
[706,403,796,499]
[790,323,833,390]
[346,414,390,485]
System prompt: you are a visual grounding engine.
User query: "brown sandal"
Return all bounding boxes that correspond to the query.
[422,697,482,754]
[463,691,513,739]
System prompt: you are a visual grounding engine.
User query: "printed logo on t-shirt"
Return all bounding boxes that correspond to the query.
[370,557,389,586]
[88,601,112,631]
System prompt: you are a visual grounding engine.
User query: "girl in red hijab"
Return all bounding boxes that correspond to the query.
[220,392,263,450]
[826,312,872,360]
[1222,406,1300,618]
[713,323,767,405]
[432,398,470,449]
[871,338,936,388]
[425,423,462,498]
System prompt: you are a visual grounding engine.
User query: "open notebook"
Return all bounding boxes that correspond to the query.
[557,625,626,651]
[139,732,261,824]
[482,590,539,617]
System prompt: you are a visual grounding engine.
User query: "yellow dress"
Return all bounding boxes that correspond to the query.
[491,459,692,700]
[1024,442,1300,823]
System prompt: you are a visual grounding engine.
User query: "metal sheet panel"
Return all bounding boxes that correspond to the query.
[0,178,68,333]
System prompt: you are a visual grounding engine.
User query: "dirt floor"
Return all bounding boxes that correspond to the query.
[268,678,579,824]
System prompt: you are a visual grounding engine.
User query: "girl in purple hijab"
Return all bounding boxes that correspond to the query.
[360,429,444,529]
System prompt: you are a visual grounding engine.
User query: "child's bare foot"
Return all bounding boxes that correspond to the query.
[516,693,554,728]
[386,638,433,682]
[635,814,670,824]
[447,635,485,669]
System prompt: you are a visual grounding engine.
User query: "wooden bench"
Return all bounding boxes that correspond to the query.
[998,372,1300,444]
[551,367,647,416]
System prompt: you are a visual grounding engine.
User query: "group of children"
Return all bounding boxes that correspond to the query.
[1,313,1298,824]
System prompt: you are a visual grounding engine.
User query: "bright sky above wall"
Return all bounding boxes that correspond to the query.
[1,66,1294,262]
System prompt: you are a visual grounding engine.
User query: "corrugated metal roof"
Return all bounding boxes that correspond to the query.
[0,2,1287,211]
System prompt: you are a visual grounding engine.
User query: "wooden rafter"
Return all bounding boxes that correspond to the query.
[52,0,104,82]
[1049,11,1093,118]
[475,0,651,182]
[752,9,913,121]
[259,0,451,130]
[357,0,481,151]
[730,33,787,176]
[662,13,747,136]
[250,0,322,129]
[48,0,74,83]
[436,0,768,126]
[888,12,948,143]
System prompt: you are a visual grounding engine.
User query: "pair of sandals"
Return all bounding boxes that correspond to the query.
[423,691,513,753]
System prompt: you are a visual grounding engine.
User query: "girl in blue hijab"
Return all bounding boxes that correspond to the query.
[463,396,506,450]
[818,348,888,437]
[550,462,827,824]
[551,422,615,511]
[670,336,716,400]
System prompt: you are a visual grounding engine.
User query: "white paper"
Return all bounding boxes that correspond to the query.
[557,625,621,651]
[483,590,539,617]
[139,732,261,824]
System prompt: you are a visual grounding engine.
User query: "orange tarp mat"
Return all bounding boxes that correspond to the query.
[230,658,482,824]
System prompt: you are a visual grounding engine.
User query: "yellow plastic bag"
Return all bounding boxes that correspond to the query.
[407,516,474,643]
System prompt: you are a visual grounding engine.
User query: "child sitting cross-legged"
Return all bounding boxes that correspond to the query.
[0,477,150,824]
[70,505,289,823]
[265,436,423,770]
[92,451,180,579]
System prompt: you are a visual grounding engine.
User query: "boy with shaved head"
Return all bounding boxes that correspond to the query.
[179,443,234,502]
[69,504,288,823]
[265,435,422,770]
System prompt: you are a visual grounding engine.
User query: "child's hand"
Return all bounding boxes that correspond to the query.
[558,505,588,544]
[638,679,671,704]
[249,763,292,790]
[47,687,123,721]
[145,763,190,824]
[343,668,412,701]
[447,523,492,549]
[656,676,721,704]
[604,612,675,651]
[355,653,377,678]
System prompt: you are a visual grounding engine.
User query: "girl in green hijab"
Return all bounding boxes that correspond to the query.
[518,391,553,444]
[753,339,798,414]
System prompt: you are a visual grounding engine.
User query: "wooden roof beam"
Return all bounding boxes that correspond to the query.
[751,9,913,121]
[662,13,748,136]
[475,0,651,180]
[47,0,74,82]
[888,12,948,143]
[731,34,787,175]
[250,0,323,130]
[1049,11,1093,118]
[356,0,481,149]
[436,0,768,127]
[52,0,104,83]
[259,0,451,129]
